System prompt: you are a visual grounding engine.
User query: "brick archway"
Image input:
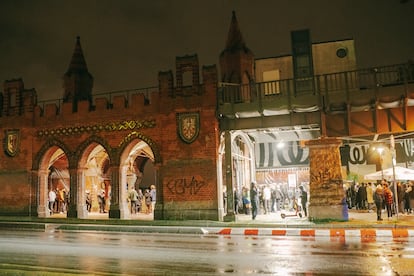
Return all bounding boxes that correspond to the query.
[75,135,113,218]
[119,135,157,219]
[32,138,72,218]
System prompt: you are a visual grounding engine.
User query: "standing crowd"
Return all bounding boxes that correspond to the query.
[232,182,308,220]
[128,185,156,215]
[48,184,157,216]
[48,188,69,215]
[346,179,414,221]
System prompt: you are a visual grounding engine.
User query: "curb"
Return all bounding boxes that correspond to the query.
[209,228,414,241]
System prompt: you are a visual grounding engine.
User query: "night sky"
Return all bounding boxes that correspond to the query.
[0,0,413,101]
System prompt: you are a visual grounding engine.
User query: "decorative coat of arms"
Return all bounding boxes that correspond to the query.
[4,129,20,157]
[177,112,200,143]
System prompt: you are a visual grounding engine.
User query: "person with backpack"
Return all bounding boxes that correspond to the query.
[374,184,385,221]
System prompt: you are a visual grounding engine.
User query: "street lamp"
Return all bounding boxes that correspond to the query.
[390,135,399,219]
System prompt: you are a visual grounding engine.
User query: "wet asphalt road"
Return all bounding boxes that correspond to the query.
[0,229,413,275]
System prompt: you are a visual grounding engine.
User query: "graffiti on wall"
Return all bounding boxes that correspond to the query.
[166,176,206,195]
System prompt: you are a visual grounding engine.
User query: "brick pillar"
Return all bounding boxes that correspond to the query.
[224,130,236,222]
[109,165,121,219]
[36,169,49,218]
[67,167,78,218]
[30,169,39,217]
[153,164,163,220]
[305,137,348,221]
[77,168,88,219]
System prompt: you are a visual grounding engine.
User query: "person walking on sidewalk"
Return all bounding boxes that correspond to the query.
[374,184,384,221]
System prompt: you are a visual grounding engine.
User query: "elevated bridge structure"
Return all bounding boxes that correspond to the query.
[218,62,414,143]
[217,62,414,221]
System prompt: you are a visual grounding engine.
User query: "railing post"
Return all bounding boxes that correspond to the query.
[345,72,350,103]
[287,79,292,111]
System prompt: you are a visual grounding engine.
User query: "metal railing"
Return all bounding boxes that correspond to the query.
[218,62,414,109]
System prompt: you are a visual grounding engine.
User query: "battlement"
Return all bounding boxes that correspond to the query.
[0,56,218,127]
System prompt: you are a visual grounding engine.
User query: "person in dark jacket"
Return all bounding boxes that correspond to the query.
[299,186,308,217]
[250,182,260,220]
[234,188,240,214]
[374,184,384,221]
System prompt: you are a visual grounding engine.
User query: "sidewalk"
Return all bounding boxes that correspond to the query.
[0,210,413,237]
[234,209,414,228]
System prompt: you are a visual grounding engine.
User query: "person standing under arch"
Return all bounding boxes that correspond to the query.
[299,186,308,217]
[150,185,156,214]
[48,189,56,215]
[129,187,139,214]
[250,182,259,220]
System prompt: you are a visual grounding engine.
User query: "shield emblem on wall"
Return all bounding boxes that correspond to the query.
[177,112,200,144]
[5,129,20,157]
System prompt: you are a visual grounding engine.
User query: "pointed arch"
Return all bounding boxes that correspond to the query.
[118,132,159,219]
[231,130,256,187]
[75,135,115,165]
[118,131,161,164]
[32,138,72,218]
[33,138,73,170]
[75,135,112,219]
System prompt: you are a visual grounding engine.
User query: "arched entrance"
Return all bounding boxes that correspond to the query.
[78,143,110,219]
[218,130,256,221]
[119,139,156,219]
[36,145,70,218]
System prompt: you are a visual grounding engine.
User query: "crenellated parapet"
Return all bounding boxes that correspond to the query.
[157,55,218,112]
[1,54,218,129]
[1,79,37,117]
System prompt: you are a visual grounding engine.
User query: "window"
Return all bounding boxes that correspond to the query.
[336,48,348,58]
[263,70,280,95]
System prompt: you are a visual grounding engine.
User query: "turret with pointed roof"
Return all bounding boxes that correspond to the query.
[63,36,93,111]
[219,11,254,84]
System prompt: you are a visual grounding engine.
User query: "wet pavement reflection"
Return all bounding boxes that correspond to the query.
[0,229,413,275]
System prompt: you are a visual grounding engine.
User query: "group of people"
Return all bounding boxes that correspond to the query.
[85,189,107,213]
[48,188,69,215]
[347,179,414,221]
[128,185,156,214]
[232,182,308,220]
[84,185,157,215]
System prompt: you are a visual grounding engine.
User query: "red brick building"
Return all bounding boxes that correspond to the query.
[0,28,221,220]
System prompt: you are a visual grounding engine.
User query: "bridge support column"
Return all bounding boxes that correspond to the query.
[77,168,88,219]
[36,169,49,218]
[306,137,348,221]
[67,168,78,218]
[153,165,163,220]
[223,130,236,222]
[109,165,121,219]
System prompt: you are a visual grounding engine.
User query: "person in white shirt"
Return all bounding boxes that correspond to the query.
[263,185,271,214]
[48,189,56,215]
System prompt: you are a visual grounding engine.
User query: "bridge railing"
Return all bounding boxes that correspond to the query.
[218,62,414,113]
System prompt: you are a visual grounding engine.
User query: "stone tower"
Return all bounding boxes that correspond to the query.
[63,36,93,111]
[219,11,254,85]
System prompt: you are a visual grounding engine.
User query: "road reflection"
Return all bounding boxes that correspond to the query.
[0,229,412,275]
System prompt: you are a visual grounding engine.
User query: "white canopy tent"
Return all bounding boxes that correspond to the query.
[364,166,414,181]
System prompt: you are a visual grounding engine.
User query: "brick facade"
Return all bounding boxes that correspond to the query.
[0,50,220,220]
